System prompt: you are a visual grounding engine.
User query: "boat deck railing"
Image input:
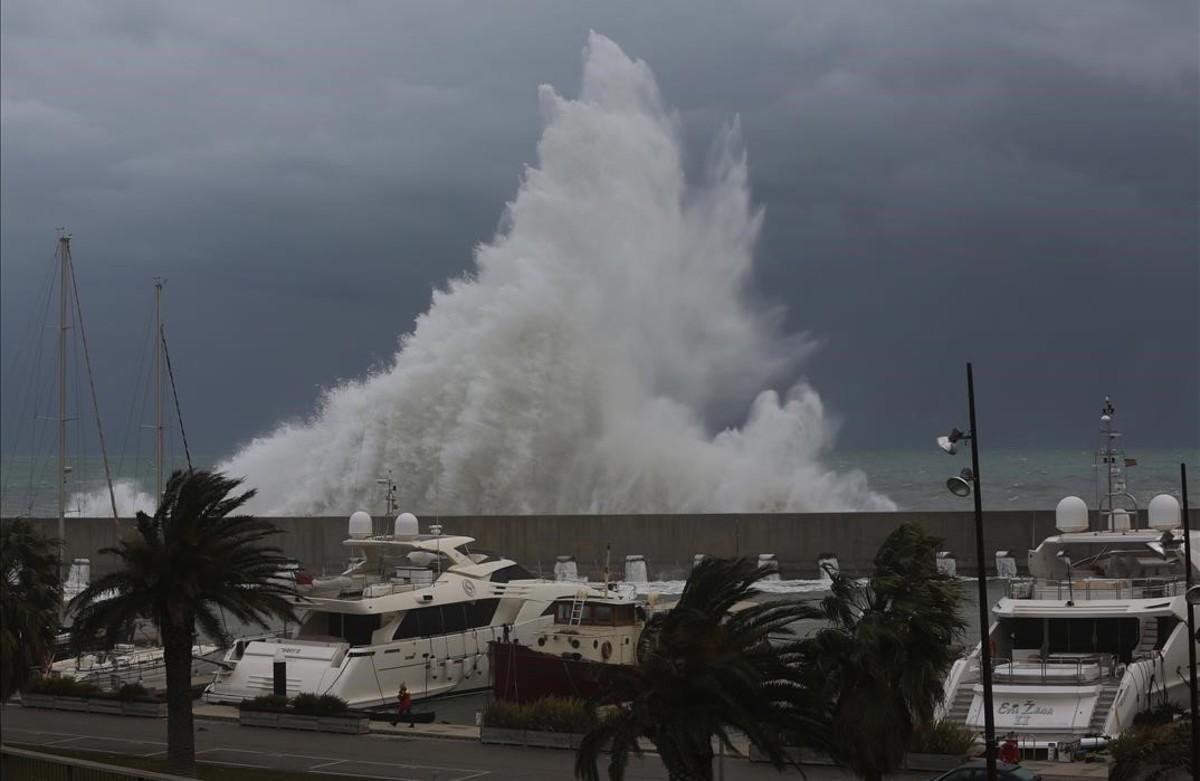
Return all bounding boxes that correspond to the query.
[64,649,223,691]
[1006,576,1187,601]
[228,631,292,661]
[990,653,1122,685]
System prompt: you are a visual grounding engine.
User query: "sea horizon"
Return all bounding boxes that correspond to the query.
[3,446,1195,518]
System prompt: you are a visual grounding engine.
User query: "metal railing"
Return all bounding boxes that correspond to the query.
[1007,576,1187,601]
[990,653,1121,685]
[58,648,224,691]
[1,745,191,781]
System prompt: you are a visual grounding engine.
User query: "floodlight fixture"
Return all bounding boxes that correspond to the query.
[937,427,970,455]
[945,467,975,497]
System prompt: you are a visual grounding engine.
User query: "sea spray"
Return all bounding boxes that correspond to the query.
[83,34,896,517]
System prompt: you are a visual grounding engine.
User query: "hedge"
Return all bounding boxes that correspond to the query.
[483,696,601,733]
[238,693,350,715]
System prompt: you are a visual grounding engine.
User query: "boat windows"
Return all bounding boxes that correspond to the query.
[391,599,502,640]
[1155,616,1179,651]
[552,602,638,626]
[1001,617,1141,663]
[442,604,468,634]
[490,564,534,583]
[298,612,382,646]
[466,598,501,627]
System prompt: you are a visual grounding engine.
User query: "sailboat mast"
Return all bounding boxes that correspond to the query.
[154,279,164,500]
[57,233,70,576]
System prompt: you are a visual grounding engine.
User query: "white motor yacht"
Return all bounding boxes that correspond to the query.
[204,511,618,708]
[939,399,1197,751]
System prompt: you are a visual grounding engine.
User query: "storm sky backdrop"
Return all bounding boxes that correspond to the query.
[2,1,1197,477]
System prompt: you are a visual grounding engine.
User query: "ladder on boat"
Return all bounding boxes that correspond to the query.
[568,591,587,626]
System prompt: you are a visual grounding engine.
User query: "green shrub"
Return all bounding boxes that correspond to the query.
[238,694,289,712]
[24,676,102,698]
[289,692,324,714]
[1132,703,1184,727]
[289,692,350,715]
[116,683,152,701]
[1109,719,1191,781]
[316,693,349,714]
[483,697,599,733]
[910,719,977,756]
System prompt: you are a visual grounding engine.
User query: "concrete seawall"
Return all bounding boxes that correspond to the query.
[6,510,1136,580]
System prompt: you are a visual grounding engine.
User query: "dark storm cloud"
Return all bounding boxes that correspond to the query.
[2,0,1196,461]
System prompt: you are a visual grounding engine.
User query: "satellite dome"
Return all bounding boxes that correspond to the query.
[1148,494,1181,532]
[394,512,419,537]
[1056,496,1089,533]
[348,510,373,539]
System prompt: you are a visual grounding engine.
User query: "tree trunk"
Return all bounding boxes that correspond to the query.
[667,747,714,781]
[163,629,196,776]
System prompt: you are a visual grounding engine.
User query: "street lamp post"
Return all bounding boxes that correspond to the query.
[939,362,996,781]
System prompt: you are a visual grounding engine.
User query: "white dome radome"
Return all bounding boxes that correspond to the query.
[1148,494,1181,532]
[394,512,419,537]
[348,510,373,539]
[1056,496,1089,533]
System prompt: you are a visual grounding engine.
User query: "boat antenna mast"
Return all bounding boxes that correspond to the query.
[1096,397,1137,531]
[376,470,398,517]
[65,236,120,530]
[54,230,121,564]
[56,231,70,577]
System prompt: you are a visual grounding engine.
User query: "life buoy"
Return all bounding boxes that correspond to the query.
[601,641,613,661]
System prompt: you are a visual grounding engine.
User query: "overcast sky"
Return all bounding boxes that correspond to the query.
[2,0,1197,465]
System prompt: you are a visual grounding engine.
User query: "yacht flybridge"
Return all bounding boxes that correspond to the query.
[204,511,615,708]
[939,399,1197,748]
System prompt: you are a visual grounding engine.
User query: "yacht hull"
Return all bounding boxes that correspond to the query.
[489,640,618,704]
[206,621,543,707]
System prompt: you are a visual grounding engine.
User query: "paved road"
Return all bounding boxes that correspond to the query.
[1,705,930,780]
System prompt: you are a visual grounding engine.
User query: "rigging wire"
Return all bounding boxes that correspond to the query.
[128,294,157,502]
[25,336,61,516]
[70,288,85,513]
[69,254,121,524]
[4,261,59,514]
[0,256,57,500]
[159,325,192,473]
[116,299,154,492]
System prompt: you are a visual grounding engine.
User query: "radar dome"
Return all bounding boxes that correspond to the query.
[1056,496,1089,533]
[348,510,373,539]
[1148,494,1181,531]
[394,512,419,537]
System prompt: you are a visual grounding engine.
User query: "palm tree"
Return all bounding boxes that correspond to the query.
[575,557,826,781]
[70,470,296,776]
[1,519,62,702]
[796,523,966,781]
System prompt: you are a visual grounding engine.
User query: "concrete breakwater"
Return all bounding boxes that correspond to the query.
[6,510,1136,581]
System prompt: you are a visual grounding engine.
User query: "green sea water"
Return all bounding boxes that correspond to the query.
[2,447,1194,517]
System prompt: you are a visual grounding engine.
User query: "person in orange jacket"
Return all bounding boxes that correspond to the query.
[998,732,1020,764]
[391,683,414,727]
